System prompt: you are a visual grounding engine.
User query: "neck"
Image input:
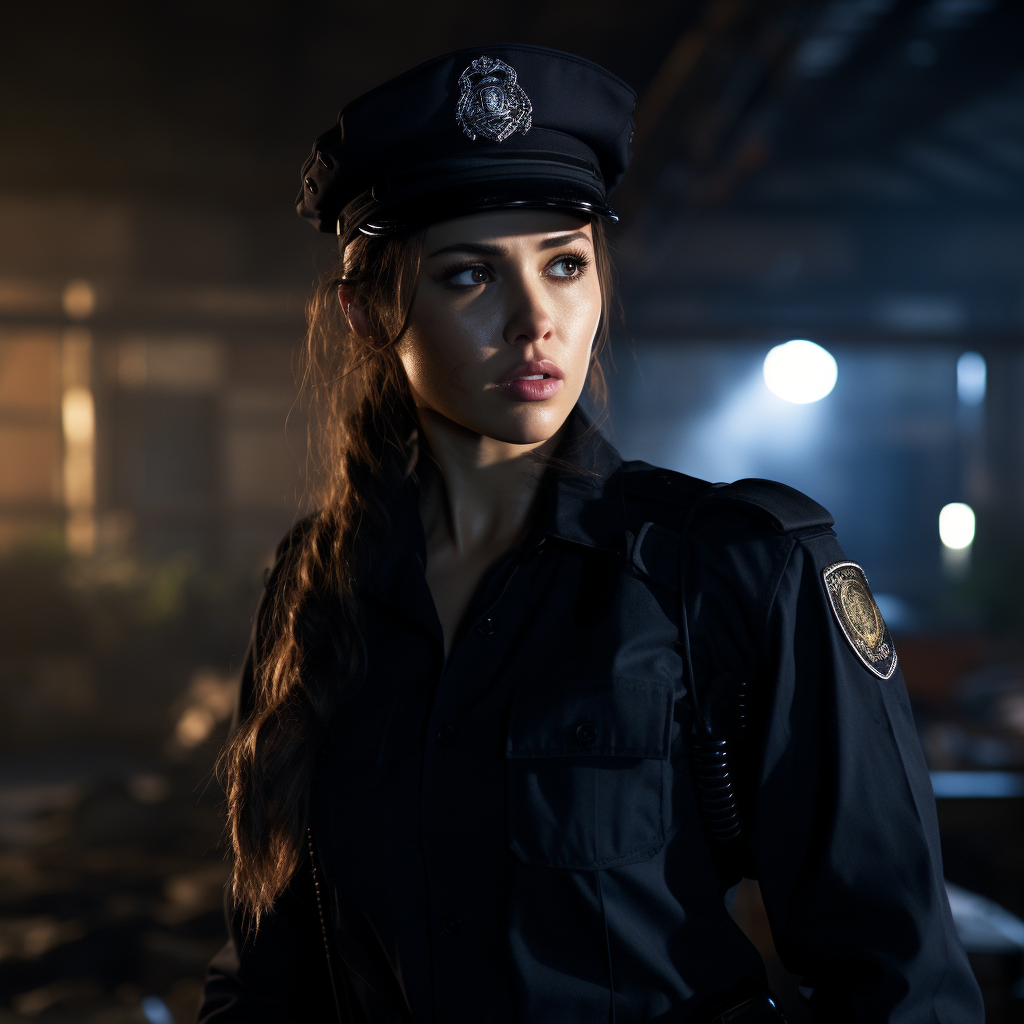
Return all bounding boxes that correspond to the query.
[416,407,564,556]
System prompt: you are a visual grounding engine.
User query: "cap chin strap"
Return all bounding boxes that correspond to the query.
[351,198,617,242]
[337,193,618,251]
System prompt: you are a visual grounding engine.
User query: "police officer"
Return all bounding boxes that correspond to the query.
[198,45,984,1023]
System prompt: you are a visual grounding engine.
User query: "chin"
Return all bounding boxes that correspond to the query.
[481,403,573,446]
[420,390,581,447]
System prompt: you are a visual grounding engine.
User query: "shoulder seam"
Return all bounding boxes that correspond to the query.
[761,533,800,671]
[621,467,833,534]
[621,464,711,508]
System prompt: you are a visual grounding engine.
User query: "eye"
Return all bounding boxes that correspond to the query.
[447,265,492,287]
[547,255,586,279]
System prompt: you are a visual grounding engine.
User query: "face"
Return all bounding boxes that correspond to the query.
[396,208,602,446]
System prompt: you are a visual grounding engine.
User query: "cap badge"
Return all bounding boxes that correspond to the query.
[455,56,533,143]
[822,561,898,680]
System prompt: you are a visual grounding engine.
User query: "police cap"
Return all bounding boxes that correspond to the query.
[296,44,636,237]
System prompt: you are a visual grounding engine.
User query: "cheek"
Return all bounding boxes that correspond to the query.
[559,282,603,380]
[398,297,500,402]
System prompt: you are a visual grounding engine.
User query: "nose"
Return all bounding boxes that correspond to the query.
[501,273,556,348]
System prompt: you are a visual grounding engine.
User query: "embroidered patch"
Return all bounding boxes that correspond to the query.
[822,561,897,680]
[455,55,533,143]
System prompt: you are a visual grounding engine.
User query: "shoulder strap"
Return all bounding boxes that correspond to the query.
[622,462,833,535]
[715,478,834,533]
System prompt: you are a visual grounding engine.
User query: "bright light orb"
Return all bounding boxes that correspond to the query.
[763,339,838,404]
[939,502,975,550]
[957,351,986,406]
[61,387,95,444]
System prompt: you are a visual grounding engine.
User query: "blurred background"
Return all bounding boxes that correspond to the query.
[2,0,1024,1020]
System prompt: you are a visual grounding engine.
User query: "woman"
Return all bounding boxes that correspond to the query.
[199,45,983,1023]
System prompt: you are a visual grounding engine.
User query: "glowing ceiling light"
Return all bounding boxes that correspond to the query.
[762,339,838,404]
[939,502,975,550]
[957,351,986,406]
[62,386,95,444]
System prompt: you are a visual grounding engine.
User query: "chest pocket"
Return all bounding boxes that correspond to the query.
[505,679,673,870]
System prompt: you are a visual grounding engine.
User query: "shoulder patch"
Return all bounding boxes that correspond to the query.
[716,478,834,533]
[822,561,897,680]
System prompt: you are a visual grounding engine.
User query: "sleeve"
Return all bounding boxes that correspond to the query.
[750,530,984,1023]
[198,856,342,1022]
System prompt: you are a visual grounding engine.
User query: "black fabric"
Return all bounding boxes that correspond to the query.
[716,478,835,533]
[296,45,636,233]
[199,410,983,1024]
[201,858,341,1022]
[620,466,834,534]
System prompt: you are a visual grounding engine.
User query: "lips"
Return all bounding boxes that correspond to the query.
[497,360,565,402]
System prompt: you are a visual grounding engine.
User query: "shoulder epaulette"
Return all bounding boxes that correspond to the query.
[622,463,833,534]
[713,478,834,533]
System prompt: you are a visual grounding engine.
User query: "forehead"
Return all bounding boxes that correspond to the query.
[422,209,592,251]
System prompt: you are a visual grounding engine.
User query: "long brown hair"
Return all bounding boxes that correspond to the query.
[219,201,615,925]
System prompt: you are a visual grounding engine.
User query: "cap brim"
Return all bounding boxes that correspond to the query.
[351,181,616,239]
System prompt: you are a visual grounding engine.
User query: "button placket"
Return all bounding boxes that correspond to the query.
[469,560,522,642]
[420,548,529,1013]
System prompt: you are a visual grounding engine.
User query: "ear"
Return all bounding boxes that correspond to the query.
[337,283,372,339]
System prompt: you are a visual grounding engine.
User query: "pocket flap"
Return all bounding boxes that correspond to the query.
[506,679,673,759]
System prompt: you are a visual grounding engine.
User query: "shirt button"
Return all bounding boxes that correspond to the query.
[436,724,456,747]
[477,616,495,635]
[576,723,598,746]
[441,912,460,935]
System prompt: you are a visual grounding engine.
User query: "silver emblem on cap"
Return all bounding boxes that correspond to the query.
[455,56,533,143]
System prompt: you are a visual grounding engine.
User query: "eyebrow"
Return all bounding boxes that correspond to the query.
[427,241,507,259]
[426,231,590,260]
[538,231,589,250]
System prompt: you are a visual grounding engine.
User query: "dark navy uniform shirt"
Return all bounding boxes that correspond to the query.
[200,414,983,1023]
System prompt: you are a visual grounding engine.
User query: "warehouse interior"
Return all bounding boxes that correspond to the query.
[1,1,1024,1020]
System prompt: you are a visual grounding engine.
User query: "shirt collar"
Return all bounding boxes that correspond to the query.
[360,405,626,605]
[542,406,626,554]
